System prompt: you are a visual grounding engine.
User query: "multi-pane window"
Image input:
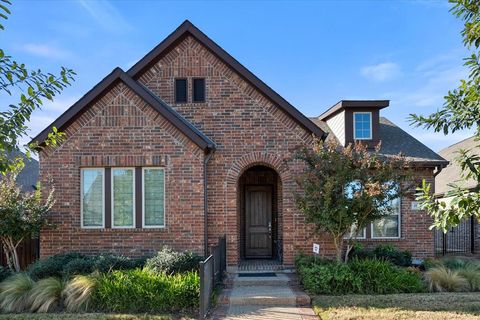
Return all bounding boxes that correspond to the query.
[193,78,206,102]
[81,168,104,228]
[353,112,372,140]
[143,168,165,227]
[112,168,135,228]
[372,196,401,238]
[175,79,188,103]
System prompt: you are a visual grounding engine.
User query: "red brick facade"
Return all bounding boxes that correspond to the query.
[39,23,438,267]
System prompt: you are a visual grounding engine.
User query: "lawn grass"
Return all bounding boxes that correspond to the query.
[313,292,480,320]
[0,314,194,320]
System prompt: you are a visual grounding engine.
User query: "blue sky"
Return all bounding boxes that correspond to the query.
[1,0,473,151]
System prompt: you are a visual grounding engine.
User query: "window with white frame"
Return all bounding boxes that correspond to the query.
[81,168,104,228]
[353,112,372,140]
[143,168,165,227]
[112,168,135,228]
[372,196,401,238]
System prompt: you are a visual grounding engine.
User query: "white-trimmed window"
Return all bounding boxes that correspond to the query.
[142,168,165,228]
[112,168,135,228]
[81,168,104,228]
[353,112,372,140]
[372,196,401,239]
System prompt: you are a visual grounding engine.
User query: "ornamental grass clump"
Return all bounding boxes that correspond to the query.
[62,273,98,312]
[29,277,64,312]
[425,266,469,292]
[0,273,35,312]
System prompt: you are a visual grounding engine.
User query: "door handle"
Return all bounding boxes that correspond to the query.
[268,222,272,236]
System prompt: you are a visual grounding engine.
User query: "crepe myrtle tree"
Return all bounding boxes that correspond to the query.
[0,1,75,176]
[295,139,410,262]
[410,0,480,231]
[0,174,54,272]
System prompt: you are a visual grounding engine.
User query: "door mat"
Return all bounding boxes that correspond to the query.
[238,272,277,277]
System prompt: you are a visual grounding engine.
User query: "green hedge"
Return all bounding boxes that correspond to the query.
[27,253,146,280]
[92,269,199,313]
[350,244,412,267]
[144,247,203,275]
[296,254,425,295]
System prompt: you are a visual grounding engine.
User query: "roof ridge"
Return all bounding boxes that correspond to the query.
[31,68,216,152]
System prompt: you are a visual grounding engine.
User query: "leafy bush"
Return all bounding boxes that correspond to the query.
[350,244,411,266]
[28,252,84,280]
[29,277,64,312]
[144,247,202,274]
[296,255,424,295]
[0,266,11,283]
[0,273,35,312]
[425,266,469,292]
[92,268,199,313]
[63,273,98,312]
[62,258,95,278]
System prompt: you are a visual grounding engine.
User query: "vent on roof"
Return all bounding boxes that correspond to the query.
[175,79,187,103]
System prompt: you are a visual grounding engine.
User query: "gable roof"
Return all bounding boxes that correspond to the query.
[31,68,216,152]
[6,151,39,192]
[310,116,449,168]
[436,136,478,196]
[128,20,326,139]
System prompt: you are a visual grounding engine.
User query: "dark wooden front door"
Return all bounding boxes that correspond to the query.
[245,186,272,258]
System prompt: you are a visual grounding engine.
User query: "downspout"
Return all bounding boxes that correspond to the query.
[203,147,214,257]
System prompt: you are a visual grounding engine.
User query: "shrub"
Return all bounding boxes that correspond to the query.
[144,247,202,274]
[457,263,480,291]
[425,266,469,292]
[28,252,85,280]
[0,273,35,312]
[92,268,199,313]
[0,266,11,283]
[296,255,424,295]
[441,256,471,270]
[93,254,144,273]
[62,258,95,278]
[373,244,412,267]
[63,273,98,312]
[29,277,64,313]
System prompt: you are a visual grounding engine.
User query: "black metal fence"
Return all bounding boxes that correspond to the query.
[435,216,476,256]
[199,235,226,318]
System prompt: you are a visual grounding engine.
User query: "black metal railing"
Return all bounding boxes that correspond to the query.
[435,216,476,256]
[199,235,226,318]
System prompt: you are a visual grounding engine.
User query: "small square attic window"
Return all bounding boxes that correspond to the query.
[353,112,372,140]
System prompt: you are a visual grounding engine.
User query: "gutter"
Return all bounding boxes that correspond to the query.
[203,147,215,257]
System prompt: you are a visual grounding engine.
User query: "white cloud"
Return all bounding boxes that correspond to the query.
[77,0,132,33]
[360,62,401,82]
[20,43,71,59]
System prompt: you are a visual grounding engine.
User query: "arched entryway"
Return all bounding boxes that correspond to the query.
[238,165,282,262]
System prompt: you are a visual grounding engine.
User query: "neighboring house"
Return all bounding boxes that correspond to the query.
[31,21,447,269]
[5,151,39,192]
[435,136,479,255]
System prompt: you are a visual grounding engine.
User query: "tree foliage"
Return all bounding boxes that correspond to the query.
[0,175,54,272]
[410,0,480,231]
[0,1,75,175]
[295,139,410,262]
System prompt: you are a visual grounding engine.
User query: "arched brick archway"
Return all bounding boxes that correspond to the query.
[224,152,296,267]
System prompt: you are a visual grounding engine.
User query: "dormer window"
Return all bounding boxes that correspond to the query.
[353,112,372,140]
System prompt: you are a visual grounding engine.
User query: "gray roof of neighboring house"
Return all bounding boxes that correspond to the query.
[6,151,39,192]
[310,116,448,166]
[435,136,478,196]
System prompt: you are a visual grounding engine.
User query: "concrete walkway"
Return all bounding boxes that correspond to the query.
[211,273,316,320]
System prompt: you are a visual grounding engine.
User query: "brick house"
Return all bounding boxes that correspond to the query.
[32,21,448,269]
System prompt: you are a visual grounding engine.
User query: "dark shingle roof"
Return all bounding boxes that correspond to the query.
[436,136,478,195]
[309,117,448,166]
[6,151,39,192]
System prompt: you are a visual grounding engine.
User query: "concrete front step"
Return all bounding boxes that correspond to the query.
[232,273,291,286]
[229,286,297,306]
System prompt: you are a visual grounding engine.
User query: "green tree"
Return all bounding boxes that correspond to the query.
[0,1,75,175]
[410,0,480,231]
[0,174,54,272]
[295,139,410,262]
